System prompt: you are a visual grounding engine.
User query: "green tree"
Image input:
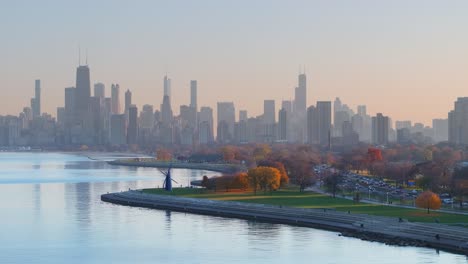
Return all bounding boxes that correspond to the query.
[324,173,343,198]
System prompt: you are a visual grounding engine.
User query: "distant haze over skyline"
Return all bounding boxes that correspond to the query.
[2,1,468,125]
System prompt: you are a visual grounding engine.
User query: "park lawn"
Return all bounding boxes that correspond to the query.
[142,187,468,224]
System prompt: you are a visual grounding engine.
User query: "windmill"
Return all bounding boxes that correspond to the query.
[158,166,178,191]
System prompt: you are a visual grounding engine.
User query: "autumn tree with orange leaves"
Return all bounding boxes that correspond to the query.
[247,166,281,195]
[257,160,289,188]
[415,191,441,214]
[156,148,172,161]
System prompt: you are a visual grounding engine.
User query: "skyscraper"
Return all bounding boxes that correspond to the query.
[308,101,332,146]
[448,97,468,145]
[317,101,332,146]
[292,73,307,143]
[125,89,132,114]
[334,97,342,115]
[94,83,105,98]
[217,102,235,143]
[294,73,307,116]
[352,105,372,143]
[64,87,76,134]
[239,110,248,122]
[57,107,65,126]
[278,108,287,141]
[110,114,126,145]
[32,80,41,118]
[261,100,276,142]
[372,113,389,145]
[199,106,214,144]
[161,95,173,125]
[334,111,350,137]
[190,80,197,112]
[180,105,197,130]
[333,97,350,137]
[263,100,276,124]
[357,105,367,116]
[140,105,154,129]
[281,100,293,114]
[111,84,121,114]
[432,118,448,143]
[127,105,138,144]
[75,66,91,113]
[164,75,171,99]
[395,120,412,130]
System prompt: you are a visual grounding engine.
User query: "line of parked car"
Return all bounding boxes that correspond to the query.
[315,165,467,206]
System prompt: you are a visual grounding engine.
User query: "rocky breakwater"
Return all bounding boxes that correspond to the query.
[102,190,468,255]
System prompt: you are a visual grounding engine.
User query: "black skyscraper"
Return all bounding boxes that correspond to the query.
[75,65,91,113]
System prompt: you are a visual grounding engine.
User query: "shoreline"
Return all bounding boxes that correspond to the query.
[107,159,246,173]
[102,190,468,256]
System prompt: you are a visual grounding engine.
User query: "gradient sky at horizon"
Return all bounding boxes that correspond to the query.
[2,0,468,126]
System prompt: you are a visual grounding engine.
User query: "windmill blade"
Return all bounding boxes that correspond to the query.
[171,178,178,184]
[158,168,169,176]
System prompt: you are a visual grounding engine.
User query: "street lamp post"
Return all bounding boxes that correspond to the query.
[386,192,389,204]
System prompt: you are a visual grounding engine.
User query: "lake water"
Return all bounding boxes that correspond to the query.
[0,152,466,264]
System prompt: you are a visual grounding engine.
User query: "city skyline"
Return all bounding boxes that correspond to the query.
[3,1,468,125]
[0,60,451,148]
[1,61,459,127]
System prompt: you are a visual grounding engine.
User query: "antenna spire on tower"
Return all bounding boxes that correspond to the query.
[78,45,81,66]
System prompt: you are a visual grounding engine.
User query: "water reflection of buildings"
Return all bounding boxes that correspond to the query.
[246,221,281,242]
[74,182,92,229]
[33,184,41,217]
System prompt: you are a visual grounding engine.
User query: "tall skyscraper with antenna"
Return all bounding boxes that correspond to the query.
[291,71,307,142]
[75,65,91,113]
[69,49,94,145]
[164,75,171,100]
[294,73,307,116]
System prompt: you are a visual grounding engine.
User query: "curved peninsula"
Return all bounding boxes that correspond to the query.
[102,190,468,256]
[108,159,247,173]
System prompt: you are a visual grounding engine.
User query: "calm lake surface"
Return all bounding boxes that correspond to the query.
[0,152,466,264]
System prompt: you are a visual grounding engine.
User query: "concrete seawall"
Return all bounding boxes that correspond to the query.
[108,160,246,173]
[101,191,468,255]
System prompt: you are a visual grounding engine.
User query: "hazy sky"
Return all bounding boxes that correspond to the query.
[2,0,468,126]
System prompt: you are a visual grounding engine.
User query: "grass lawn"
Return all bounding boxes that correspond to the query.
[142,187,468,224]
